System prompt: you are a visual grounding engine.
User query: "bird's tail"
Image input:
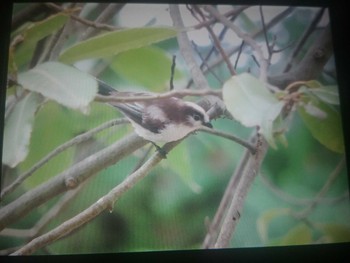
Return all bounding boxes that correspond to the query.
[96,79,117,96]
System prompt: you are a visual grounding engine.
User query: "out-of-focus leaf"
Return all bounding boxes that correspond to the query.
[308,85,340,105]
[320,223,350,243]
[257,208,290,244]
[18,62,97,113]
[279,223,312,245]
[300,81,340,106]
[59,27,178,64]
[14,14,68,67]
[111,46,182,92]
[2,92,42,168]
[298,96,344,153]
[166,142,202,193]
[222,73,284,148]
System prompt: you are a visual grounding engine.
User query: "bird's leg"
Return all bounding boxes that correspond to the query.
[151,142,168,159]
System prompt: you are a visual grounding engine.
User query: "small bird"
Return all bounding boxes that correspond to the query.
[97,80,212,150]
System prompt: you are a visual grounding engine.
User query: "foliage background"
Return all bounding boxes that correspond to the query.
[0,3,349,254]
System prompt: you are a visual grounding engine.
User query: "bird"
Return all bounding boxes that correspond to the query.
[97,79,212,153]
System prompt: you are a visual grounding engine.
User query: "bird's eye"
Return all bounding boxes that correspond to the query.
[193,113,201,121]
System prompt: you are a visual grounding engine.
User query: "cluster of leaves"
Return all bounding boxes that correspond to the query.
[223,74,344,153]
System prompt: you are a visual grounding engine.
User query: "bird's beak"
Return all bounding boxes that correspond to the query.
[203,122,213,128]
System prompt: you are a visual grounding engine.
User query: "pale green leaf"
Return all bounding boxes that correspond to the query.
[14,14,69,67]
[222,73,284,148]
[18,62,97,113]
[59,27,178,64]
[298,97,344,153]
[2,92,42,168]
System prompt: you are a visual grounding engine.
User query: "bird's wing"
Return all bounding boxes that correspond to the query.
[114,103,144,126]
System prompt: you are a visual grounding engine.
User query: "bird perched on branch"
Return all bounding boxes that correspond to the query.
[97,80,212,153]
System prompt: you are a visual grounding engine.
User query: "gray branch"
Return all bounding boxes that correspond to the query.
[0,133,147,231]
[269,24,333,89]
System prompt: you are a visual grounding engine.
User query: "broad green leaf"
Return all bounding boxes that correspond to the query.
[59,27,178,64]
[298,97,344,153]
[257,208,290,243]
[166,142,202,193]
[14,14,69,67]
[280,223,312,245]
[18,62,97,113]
[111,46,182,91]
[222,73,284,148]
[2,92,42,168]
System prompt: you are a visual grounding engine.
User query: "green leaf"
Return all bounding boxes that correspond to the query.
[166,142,202,193]
[297,97,344,153]
[18,62,97,113]
[59,27,178,64]
[280,223,312,245]
[2,92,42,168]
[14,14,69,67]
[111,46,182,91]
[222,73,284,148]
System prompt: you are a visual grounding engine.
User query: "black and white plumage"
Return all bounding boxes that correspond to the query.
[97,80,212,144]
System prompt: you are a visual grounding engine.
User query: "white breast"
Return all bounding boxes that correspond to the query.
[130,121,195,143]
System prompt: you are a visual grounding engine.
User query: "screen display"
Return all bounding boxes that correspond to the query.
[0,2,349,256]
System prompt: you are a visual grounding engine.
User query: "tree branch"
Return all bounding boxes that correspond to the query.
[169,4,225,120]
[0,133,147,231]
[94,88,222,104]
[204,5,269,82]
[11,141,180,255]
[269,24,333,89]
[214,136,269,248]
[1,118,129,199]
[283,7,326,73]
[202,143,252,248]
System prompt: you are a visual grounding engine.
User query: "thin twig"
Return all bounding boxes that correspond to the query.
[293,158,345,219]
[260,172,349,206]
[193,6,249,30]
[192,41,223,85]
[201,7,295,81]
[194,6,236,76]
[283,7,326,73]
[169,5,211,90]
[1,118,129,199]
[78,3,125,41]
[198,126,256,154]
[170,55,176,90]
[234,40,245,69]
[45,3,119,31]
[204,5,269,83]
[94,88,222,103]
[259,6,271,58]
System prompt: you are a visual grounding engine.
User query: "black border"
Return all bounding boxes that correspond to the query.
[0,0,349,262]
